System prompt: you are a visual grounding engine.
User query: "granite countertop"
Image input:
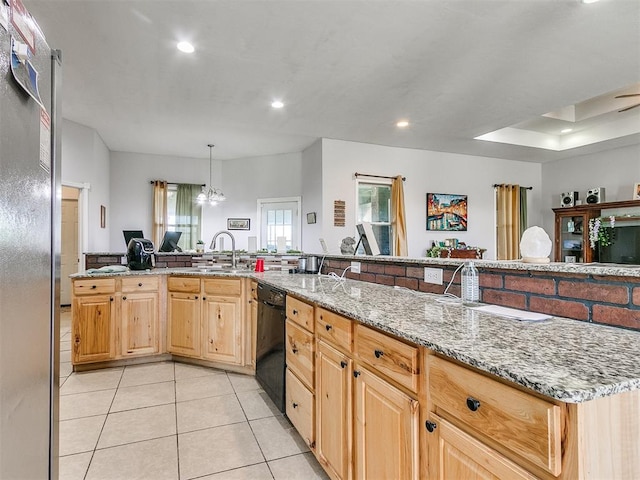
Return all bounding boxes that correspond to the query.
[256,271,640,404]
[70,267,640,403]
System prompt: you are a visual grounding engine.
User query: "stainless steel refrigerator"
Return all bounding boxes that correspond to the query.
[0,3,61,478]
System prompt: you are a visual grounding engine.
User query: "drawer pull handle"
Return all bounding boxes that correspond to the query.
[340,360,347,369]
[374,349,384,358]
[466,397,481,412]
[353,370,361,378]
[325,324,332,331]
[138,283,143,287]
[292,402,298,409]
[91,285,97,289]
[293,309,298,315]
[425,421,437,433]
[292,347,298,354]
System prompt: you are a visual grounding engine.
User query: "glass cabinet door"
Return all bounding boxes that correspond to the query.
[559,216,585,262]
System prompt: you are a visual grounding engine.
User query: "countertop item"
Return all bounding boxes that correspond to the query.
[69,268,640,403]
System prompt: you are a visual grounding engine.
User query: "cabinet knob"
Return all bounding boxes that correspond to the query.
[292,402,298,409]
[325,324,332,331]
[91,285,96,289]
[353,370,361,378]
[138,282,143,287]
[293,309,298,315]
[374,349,384,358]
[203,296,206,300]
[425,421,437,433]
[466,397,481,412]
[110,297,114,301]
[292,347,298,354]
[195,296,198,300]
[340,360,347,369]
[122,296,127,300]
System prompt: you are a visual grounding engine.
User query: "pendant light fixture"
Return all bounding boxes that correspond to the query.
[197,144,226,206]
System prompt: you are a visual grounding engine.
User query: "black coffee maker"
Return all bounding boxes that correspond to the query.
[127,238,155,270]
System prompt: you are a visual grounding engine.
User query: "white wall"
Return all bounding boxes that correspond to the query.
[109,150,302,251]
[61,119,110,251]
[319,139,543,259]
[541,143,640,258]
[301,139,323,253]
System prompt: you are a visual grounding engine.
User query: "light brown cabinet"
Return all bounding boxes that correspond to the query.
[315,340,352,480]
[167,277,201,357]
[72,276,159,365]
[426,413,536,480]
[168,276,246,368]
[120,277,159,357]
[285,296,316,450]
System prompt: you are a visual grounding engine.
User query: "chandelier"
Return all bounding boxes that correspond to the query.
[197,144,226,206]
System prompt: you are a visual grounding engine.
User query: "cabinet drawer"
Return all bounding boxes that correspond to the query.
[203,278,242,296]
[286,320,315,389]
[428,355,562,476]
[354,324,419,393]
[121,276,159,293]
[316,308,353,352]
[286,296,314,333]
[286,369,315,449]
[168,276,201,293]
[73,278,116,295]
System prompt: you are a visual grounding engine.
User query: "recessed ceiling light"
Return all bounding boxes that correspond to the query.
[581,0,599,4]
[271,100,284,109]
[561,128,573,134]
[396,120,409,128]
[177,41,195,53]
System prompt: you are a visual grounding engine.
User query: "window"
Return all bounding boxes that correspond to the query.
[357,181,392,255]
[258,197,301,252]
[166,184,202,250]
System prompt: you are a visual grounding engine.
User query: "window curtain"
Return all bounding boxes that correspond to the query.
[391,175,408,256]
[496,184,521,260]
[175,184,202,250]
[519,186,528,239]
[152,180,168,248]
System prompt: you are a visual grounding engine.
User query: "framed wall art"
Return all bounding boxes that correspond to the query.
[307,212,317,224]
[426,193,468,231]
[634,182,640,200]
[227,218,250,230]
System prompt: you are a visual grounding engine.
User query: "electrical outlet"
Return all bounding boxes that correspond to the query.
[424,267,443,285]
[351,261,361,274]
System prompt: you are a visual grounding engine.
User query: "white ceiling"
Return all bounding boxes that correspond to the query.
[26,0,640,163]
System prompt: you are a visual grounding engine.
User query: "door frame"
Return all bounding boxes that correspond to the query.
[256,196,302,251]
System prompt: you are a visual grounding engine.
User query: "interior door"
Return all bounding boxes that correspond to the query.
[258,198,300,251]
[61,187,80,305]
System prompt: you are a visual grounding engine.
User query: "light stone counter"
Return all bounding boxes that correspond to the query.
[256,271,640,404]
[70,267,640,403]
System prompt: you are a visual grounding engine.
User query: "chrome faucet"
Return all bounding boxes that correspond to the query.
[210,230,237,268]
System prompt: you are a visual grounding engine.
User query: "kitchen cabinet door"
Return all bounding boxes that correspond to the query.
[202,295,243,364]
[316,340,353,480]
[167,291,201,357]
[425,414,536,480]
[120,291,159,357]
[72,294,115,363]
[353,365,419,480]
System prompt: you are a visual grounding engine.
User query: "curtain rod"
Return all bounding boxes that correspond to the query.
[493,184,533,190]
[150,181,206,187]
[355,172,406,181]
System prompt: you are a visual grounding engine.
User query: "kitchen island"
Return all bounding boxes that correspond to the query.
[70,265,640,479]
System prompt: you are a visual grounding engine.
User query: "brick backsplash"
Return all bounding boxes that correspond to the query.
[324,258,640,332]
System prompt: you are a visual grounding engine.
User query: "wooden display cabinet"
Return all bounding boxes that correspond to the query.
[553,206,600,263]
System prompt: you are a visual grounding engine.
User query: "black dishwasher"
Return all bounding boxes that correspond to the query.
[255,283,286,413]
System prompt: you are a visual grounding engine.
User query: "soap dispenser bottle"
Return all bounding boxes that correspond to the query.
[461,261,479,305]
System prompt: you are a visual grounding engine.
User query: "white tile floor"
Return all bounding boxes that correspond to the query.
[59,310,328,480]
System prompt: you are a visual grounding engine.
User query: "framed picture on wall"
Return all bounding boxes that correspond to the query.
[634,182,640,200]
[306,212,317,224]
[227,218,250,230]
[426,193,468,231]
